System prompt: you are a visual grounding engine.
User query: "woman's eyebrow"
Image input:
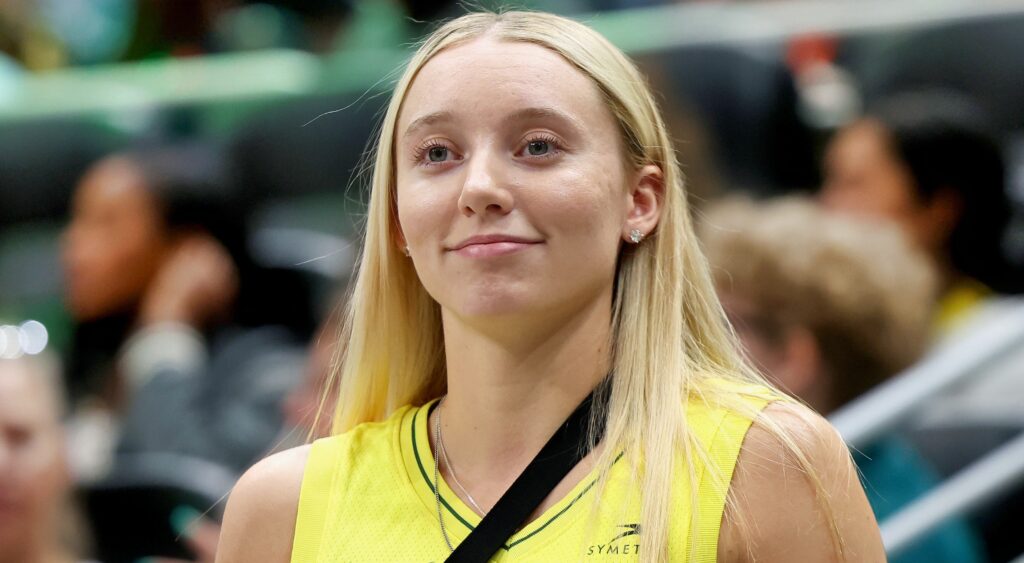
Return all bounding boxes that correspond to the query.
[402,107,583,141]
[403,110,455,140]
[504,106,583,135]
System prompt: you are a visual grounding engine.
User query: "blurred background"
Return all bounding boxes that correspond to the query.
[1,0,1023,562]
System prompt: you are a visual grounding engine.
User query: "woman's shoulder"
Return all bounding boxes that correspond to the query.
[717,401,886,562]
[216,444,312,563]
[215,405,420,562]
[735,401,843,469]
[214,405,421,563]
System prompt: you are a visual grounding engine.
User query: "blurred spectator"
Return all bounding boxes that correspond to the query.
[61,146,241,401]
[127,300,346,562]
[820,90,1020,335]
[0,353,92,563]
[701,196,936,413]
[700,196,984,563]
[60,145,306,480]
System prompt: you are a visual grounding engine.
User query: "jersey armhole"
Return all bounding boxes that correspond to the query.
[692,394,778,562]
[290,438,341,563]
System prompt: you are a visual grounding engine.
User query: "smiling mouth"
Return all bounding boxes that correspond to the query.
[452,240,541,258]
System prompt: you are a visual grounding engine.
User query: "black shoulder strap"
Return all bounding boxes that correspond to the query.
[444,385,607,562]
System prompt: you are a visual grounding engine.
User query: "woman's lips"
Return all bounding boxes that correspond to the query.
[448,233,543,258]
[453,241,541,258]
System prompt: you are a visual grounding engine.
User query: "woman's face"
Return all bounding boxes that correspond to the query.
[820,119,950,255]
[395,37,649,322]
[62,157,170,321]
[0,363,68,554]
[820,120,920,220]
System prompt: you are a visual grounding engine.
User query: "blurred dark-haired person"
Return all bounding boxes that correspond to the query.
[0,354,93,563]
[61,145,305,480]
[62,146,240,400]
[701,197,985,563]
[133,299,348,563]
[820,90,1019,337]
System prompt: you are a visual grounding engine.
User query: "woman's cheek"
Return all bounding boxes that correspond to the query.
[397,182,451,244]
[544,174,620,235]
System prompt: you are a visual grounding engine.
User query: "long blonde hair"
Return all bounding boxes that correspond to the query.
[326,10,841,562]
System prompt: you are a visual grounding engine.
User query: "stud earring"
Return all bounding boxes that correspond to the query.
[403,246,411,257]
[629,229,645,244]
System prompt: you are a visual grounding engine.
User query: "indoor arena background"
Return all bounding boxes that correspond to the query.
[1,1,1023,561]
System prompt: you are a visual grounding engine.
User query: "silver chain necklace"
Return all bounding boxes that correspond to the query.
[433,397,456,552]
[438,411,486,515]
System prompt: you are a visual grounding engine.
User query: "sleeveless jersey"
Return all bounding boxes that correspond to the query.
[291,382,777,562]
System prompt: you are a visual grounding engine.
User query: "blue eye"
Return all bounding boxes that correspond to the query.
[527,140,550,156]
[427,146,449,162]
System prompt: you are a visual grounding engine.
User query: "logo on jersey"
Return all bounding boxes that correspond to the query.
[586,523,641,556]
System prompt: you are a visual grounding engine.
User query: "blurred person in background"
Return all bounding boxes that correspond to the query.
[820,90,1020,337]
[133,301,347,563]
[62,145,240,404]
[61,145,305,481]
[0,353,93,563]
[700,196,985,563]
[701,197,936,414]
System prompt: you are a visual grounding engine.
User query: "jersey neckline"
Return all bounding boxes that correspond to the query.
[398,397,620,552]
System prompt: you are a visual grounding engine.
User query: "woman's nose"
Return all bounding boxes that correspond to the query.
[457,148,514,217]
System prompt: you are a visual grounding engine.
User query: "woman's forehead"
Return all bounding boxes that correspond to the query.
[397,37,610,135]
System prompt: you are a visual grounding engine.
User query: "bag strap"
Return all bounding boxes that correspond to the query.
[443,385,606,562]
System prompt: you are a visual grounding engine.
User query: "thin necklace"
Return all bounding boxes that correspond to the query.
[438,410,487,515]
[433,397,456,552]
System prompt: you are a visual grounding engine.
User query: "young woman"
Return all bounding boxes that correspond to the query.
[217,11,885,562]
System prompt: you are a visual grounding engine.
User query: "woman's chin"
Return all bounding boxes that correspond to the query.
[444,292,551,324]
[455,300,533,320]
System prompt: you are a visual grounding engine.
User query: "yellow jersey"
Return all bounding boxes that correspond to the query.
[291,385,775,562]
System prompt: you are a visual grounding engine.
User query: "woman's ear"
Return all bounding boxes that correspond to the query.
[622,164,665,242]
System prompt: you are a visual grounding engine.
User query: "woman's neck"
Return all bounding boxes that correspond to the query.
[434,294,611,507]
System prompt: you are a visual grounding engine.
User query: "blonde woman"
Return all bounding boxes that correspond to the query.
[216,11,884,563]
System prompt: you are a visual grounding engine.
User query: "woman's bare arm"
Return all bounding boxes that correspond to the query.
[718,402,886,563]
[215,445,310,563]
